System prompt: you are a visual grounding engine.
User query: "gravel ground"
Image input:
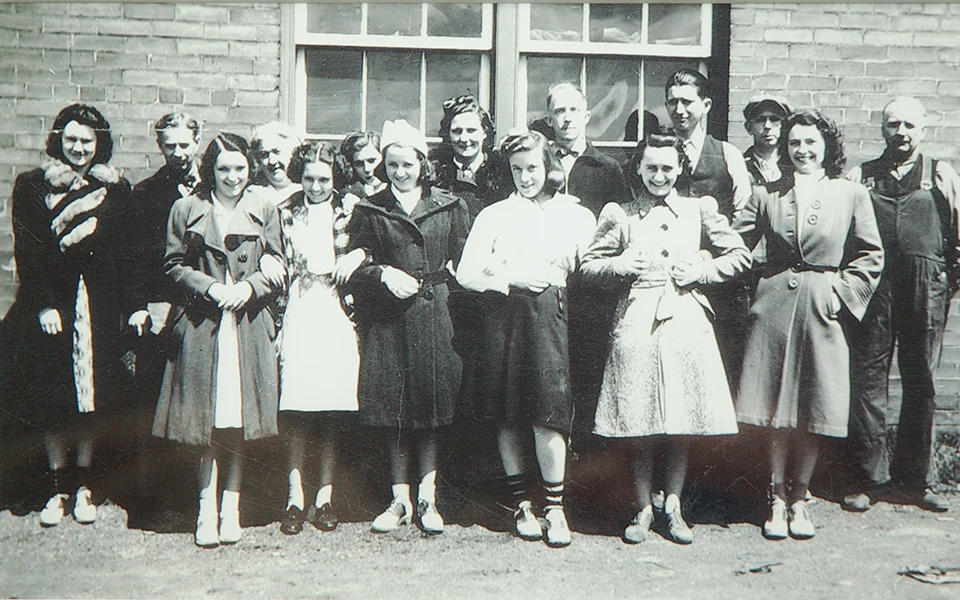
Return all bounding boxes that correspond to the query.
[1,494,958,599]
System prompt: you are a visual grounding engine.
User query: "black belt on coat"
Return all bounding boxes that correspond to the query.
[763,261,839,277]
[417,269,451,286]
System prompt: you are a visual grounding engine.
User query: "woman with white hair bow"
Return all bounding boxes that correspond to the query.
[346,120,470,534]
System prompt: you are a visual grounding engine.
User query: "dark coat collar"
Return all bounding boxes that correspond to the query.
[184,188,266,254]
[358,186,460,223]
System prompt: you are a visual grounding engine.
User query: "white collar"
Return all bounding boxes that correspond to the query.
[391,185,422,215]
[684,123,707,151]
[454,153,484,174]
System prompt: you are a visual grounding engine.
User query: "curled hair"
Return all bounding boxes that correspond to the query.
[287,140,351,193]
[664,68,711,101]
[779,109,846,179]
[154,113,201,143]
[46,103,114,166]
[437,95,495,154]
[626,130,689,198]
[339,131,382,184]
[498,130,565,197]
[374,144,437,189]
[196,133,251,195]
[249,121,301,185]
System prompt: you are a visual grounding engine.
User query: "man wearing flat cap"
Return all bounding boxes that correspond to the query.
[742,94,791,185]
[843,96,960,513]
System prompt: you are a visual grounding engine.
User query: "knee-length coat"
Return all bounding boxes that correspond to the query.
[347,186,470,429]
[733,176,884,437]
[152,188,282,446]
[1,160,134,430]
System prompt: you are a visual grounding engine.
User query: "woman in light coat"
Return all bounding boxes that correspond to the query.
[733,109,883,540]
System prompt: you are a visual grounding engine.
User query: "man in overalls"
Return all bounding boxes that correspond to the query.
[844,96,960,513]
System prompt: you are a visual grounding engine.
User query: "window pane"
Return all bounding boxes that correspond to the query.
[425,53,482,137]
[368,3,422,36]
[304,48,362,135]
[525,56,581,129]
[649,4,701,46]
[588,4,642,44]
[643,58,702,134]
[585,57,639,142]
[427,4,482,38]
[529,4,583,42]
[305,3,361,34]
[367,51,421,131]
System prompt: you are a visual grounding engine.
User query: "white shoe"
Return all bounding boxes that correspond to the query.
[788,500,815,539]
[623,505,654,544]
[219,491,242,544]
[73,487,97,524]
[371,500,412,533]
[417,500,444,534]
[763,496,788,540]
[40,493,68,527]
[195,497,219,548]
[514,503,543,541]
[544,507,571,547]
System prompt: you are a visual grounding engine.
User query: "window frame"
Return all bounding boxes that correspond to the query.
[290,3,495,141]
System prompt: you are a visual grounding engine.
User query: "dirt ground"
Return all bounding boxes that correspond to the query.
[0,492,958,600]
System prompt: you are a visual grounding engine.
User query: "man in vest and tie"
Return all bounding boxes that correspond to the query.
[843,97,960,513]
[126,113,203,525]
[545,81,629,448]
[665,69,752,389]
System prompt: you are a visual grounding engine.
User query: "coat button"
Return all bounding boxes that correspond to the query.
[661,249,670,257]
[661,223,669,231]
[811,200,822,209]
[422,288,434,301]
[788,277,799,290]
[238,252,248,263]
[807,214,819,225]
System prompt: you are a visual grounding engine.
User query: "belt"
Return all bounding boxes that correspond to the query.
[417,269,451,286]
[763,261,839,276]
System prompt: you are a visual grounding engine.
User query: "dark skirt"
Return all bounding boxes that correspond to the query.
[475,286,574,435]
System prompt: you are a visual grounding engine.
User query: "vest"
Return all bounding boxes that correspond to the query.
[861,154,948,264]
[677,135,735,221]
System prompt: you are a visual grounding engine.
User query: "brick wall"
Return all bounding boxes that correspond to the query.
[0,2,282,317]
[728,3,960,430]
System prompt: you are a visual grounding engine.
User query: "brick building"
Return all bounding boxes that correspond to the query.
[2,2,960,437]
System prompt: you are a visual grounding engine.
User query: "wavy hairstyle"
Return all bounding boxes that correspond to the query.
[287,140,351,194]
[664,68,712,101]
[779,109,846,179]
[339,131,381,184]
[196,132,252,196]
[498,130,565,197]
[437,95,495,154]
[626,130,689,199]
[46,103,114,166]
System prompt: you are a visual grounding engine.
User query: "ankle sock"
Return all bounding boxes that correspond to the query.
[391,483,411,505]
[315,484,333,508]
[287,468,304,510]
[664,493,681,514]
[543,480,564,512]
[417,471,436,504]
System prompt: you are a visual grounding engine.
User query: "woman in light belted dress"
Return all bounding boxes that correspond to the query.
[153,133,283,547]
[733,109,884,540]
[581,133,749,545]
[346,120,469,535]
[273,141,367,536]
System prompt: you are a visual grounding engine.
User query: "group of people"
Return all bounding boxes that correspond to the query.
[1,67,956,551]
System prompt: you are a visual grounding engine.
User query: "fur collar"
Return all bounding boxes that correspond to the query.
[40,155,120,191]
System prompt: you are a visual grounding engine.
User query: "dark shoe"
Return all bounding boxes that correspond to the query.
[841,492,871,513]
[280,506,305,536]
[311,503,339,532]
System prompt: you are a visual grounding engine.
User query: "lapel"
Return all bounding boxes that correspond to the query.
[184,192,226,256]
[223,189,266,251]
[184,189,265,255]
[361,188,459,240]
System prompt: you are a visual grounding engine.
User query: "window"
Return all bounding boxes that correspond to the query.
[292,3,494,140]
[518,4,713,146]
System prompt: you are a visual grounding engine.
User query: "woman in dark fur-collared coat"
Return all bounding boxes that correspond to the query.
[347,119,469,536]
[1,104,134,527]
[152,132,283,547]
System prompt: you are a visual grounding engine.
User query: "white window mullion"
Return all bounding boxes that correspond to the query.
[641,3,650,45]
[295,47,306,132]
[420,3,429,36]
[419,52,428,133]
[360,3,368,35]
[582,3,590,43]
[638,59,646,140]
[361,52,369,131]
